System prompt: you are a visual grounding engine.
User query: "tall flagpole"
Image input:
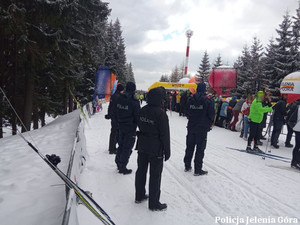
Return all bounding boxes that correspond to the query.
[184,29,193,77]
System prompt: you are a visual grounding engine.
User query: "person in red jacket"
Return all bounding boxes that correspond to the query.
[241,94,254,140]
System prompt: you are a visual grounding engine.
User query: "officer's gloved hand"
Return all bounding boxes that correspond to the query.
[105,114,110,120]
[164,152,170,162]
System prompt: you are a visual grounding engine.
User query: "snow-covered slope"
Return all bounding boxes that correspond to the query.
[0,110,80,225]
[78,104,300,225]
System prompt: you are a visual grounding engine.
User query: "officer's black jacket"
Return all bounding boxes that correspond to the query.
[180,92,188,106]
[186,92,215,132]
[137,88,170,159]
[273,99,287,122]
[116,91,140,132]
[108,91,121,120]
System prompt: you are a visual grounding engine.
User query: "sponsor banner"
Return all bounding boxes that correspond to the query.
[280,80,296,93]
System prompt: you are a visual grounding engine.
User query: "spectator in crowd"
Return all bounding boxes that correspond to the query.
[287,100,300,169]
[226,96,237,129]
[241,94,254,140]
[214,96,223,126]
[258,88,272,144]
[230,96,245,131]
[176,92,181,112]
[179,91,188,117]
[285,99,300,148]
[247,91,273,153]
[218,98,229,128]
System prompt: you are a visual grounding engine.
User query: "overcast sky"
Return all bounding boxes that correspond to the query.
[106,0,299,90]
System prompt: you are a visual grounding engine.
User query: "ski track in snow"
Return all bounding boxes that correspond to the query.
[172,137,299,216]
[78,104,300,225]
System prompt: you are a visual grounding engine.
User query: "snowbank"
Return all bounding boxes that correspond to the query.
[0,110,81,225]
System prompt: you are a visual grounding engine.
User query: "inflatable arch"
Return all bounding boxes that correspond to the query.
[148,82,197,92]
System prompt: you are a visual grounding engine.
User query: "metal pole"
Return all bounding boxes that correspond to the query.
[184,30,193,77]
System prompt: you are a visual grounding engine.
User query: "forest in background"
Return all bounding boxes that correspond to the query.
[0,0,135,138]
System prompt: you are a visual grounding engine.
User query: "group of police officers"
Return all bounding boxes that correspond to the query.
[105,81,215,211]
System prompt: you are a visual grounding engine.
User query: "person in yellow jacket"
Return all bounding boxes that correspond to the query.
[176,92,181,112]
[246,91,273,153]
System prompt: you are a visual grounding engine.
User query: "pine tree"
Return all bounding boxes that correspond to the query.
[250,37,264,91]
[170,66,180,82]
[273,12,293,91]
[105,21,118,73]
[159,74,169,82]
[291,4,300,72]
[197,51,210,82]
[213,54,223,68]
[0,0,112,136]
[178,62,185,79]
[262,38,277,90]
[126,62,135,83]
[113,19,127,84]
[235,46,253,94]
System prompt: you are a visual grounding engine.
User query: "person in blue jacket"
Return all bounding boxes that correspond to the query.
[218,99,229,128]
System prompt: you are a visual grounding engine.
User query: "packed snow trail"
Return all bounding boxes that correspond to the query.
[0,110,81,225]
[78,104,300,225]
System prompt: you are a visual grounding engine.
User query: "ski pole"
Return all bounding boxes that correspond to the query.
[263,112,273,160]
[0,87,115,225]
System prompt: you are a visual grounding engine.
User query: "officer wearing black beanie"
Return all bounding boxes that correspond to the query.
[115,82,140,174]
[135,87,170,211]
[184,82,215,176]
[106,83,124,154]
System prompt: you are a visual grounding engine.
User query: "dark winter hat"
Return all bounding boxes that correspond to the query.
[197,82,206,93]
[147,87,166,106]
[126,82,136,92]
[116,83,124,92]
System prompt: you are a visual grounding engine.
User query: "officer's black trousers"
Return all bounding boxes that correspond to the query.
[184,131,208,173]
[109,120,119,153]
[115,131,135,171]
[135,152,163,208]
[271,120,283,146]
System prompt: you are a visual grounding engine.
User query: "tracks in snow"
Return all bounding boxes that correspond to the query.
[168,137,300,220]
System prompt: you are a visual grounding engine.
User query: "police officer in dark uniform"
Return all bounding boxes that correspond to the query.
[105,84,124,154]
[135,87,170,211]
[271,95,287,149]
[184,82,215,176]
[115,82,140,175]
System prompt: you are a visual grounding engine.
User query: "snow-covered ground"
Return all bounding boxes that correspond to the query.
[2,114,57,138]
[0,110,80,225]
[78,103,300,225]
[1,103,299,225]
